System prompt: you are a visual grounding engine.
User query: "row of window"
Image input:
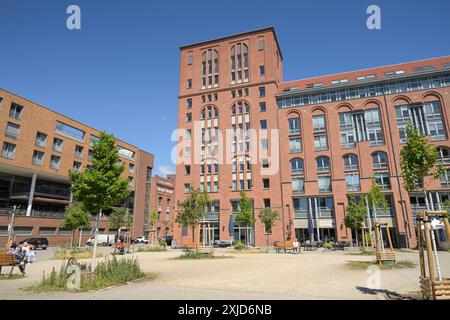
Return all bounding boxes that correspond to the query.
[277,73,450,108]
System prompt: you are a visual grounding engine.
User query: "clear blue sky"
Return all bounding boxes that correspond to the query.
[1,0,449,176]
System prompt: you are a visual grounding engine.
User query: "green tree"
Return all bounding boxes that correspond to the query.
[344,195,367,247]
[62,203,91,247]
[400,123,444,201]
[69,131,130,271]
[149,208,158,245]
[235,191,255,246]
[175,188,209,242]
[368,177,388,220]
[258,208,279,246]
[109,207,132,238]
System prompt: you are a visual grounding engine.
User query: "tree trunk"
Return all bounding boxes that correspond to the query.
[355,230,359,247]
[71,229,75,247]
[192,226,195,243]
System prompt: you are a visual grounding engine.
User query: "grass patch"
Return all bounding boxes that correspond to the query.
[25,256,154,292]
[0,274,25,280]
[173,251,233,260]
[345,251,376,256]
[54,246,103,260]
[136,246,167,253]
[229,249,269,254]
[347,259,416,270]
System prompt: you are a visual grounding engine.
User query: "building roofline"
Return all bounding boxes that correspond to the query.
[0,86,154,157]
[179,26,283,60]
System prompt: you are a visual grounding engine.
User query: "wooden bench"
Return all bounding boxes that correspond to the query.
[274,242,294,253]
[196,246,213,255]
[0,250,24,277]
[184,242,200,250]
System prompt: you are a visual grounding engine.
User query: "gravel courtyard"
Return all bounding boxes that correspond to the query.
[1,247,449,300]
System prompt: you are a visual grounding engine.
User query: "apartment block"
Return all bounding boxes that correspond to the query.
[175,27,450,248]
[149,175,175,241]
[0,88,154,245]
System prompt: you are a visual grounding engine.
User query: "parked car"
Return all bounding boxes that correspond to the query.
[132,236,149,244]
[87,234,116,246]
[19,237,48,250]
[213,239,235,248]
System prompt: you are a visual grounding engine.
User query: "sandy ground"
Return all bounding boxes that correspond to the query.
[0,247,449,300]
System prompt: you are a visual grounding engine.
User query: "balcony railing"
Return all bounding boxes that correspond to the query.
[294,209,334,219]
[201,212,219,222]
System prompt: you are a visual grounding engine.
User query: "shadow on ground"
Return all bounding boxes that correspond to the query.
[355,286,421,300]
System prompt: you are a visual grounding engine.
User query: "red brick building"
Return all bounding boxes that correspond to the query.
[148,175,175,241]
[0,88,154,245]
[175,27,450,248]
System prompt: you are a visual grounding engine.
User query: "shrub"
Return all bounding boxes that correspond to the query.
[159,240,167,247]
[234,241,245,251]
[323,242,334,250]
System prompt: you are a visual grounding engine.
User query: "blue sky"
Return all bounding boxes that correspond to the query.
[1,0,449,176]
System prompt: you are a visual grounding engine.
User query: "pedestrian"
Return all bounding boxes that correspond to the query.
[292,238,300,254]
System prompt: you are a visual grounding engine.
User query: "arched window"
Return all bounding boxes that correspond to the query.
[343,154,358,172]
[316,156,330,173]
[288,116,301,135]
[231,101,251,154]
[230,43,249,84]
[437,147,450,164]
[202,49,219,89]
[372,151,388,169]
[290,158,304,175]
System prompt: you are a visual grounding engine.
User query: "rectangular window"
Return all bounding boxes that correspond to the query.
[259,102,266,112]
[314,135,328,151]
[32,150,44,166]
[292,178,305,194]
[5,122,20,139]
[345,174,361,192]
[339,109,384,147]
[34,132,47,147]
[441,169,450,187]
[263,179,270,189]
[185,165,191,175]
[50,155,61,169]
[186,113,192,122]
[187,79,192,89]
[187,55,192,65]
[184,184,190,193]
[258,39,265,51]
[289,138,302,153]
[374,172,391,190]
[260,138,268,150]
[2,142,16,159]
[259,86,266,98]
[39,227,57,236]
[129,163,135,174]
[259,65,265,76]
[187,98,192,109]
[318,176,332,193]
[288,118,301,135]
[312,115,326,132]
[56,121,85,141]
[260,120,267,130]
[9,103,24,120]
[74,145,84,159]
[73,161,81,171]
[53,138,63,152]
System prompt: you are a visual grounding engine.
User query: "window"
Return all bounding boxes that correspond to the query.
[343,154,358,172]
[39,227,56,236]
[187,55,192,65]
[74,145,84,159]
[2,142,16,159]
[314,135,328,151]
[259,102,266,112]
[441,169,450,187]
[230,43,248,84]
[88,150,93,161]
[316,156,330,173]
[9,103,24,120]
[290,158,304,175]
[186,113,192,122]
[292,178,305,194]
[258,39,265,51]
[129,163,135,174]
[263,199,271,208]
[339,109,384,147]
[187,99,192,109]
[318,176,332,193]
[288,117,301,135]
[32,151,44,166]
[35,132,47,147]
[187,79,192,89]
[56,121,85,140]
[374,172,391,190]
[263,179,270,189]
[289,138,302,153]
[73,161,81,171]
[259,65,265,76]
[184,184,190,193]
[437,147,450,164]
[90,135,99,147]
[185,165,191,175]
[259,87,266,98]
[202,49,219,88]
[53,138,63,152]
[312,115,326,132]
[346,174,361,192]
[260,120,267,130]
[395,101,446,142]
[372,152,388,169]
[50,155,61,169]
[262,158,269,169]
[5,122,20,139]
[260,139,268,150]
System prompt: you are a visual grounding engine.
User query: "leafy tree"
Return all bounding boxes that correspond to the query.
[235,191,255,246]
[344,195,367,247]
[63,203,91,247]
[400,123,444,201]
[149,208,158,245]
[258,208,279,246]
[69,131,130,271]
[109,207,132,237]
[175,188,209,242]
[368,177,388,220]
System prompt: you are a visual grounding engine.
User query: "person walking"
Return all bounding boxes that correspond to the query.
[293,238,300,254]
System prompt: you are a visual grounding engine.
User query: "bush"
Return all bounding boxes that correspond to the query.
[26,256,153,292]
[234,241,245,251]
[323,242,334,250]
[159,240,167,247]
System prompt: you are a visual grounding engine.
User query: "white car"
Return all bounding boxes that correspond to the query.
[133,236,149,244]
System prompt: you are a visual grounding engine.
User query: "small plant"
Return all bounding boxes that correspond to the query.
[234,241,245,251]
[323,242,334,250]
[159,239,167,247]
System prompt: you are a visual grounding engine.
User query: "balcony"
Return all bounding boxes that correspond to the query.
[294,209,334,219]
[201,212,219,222]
